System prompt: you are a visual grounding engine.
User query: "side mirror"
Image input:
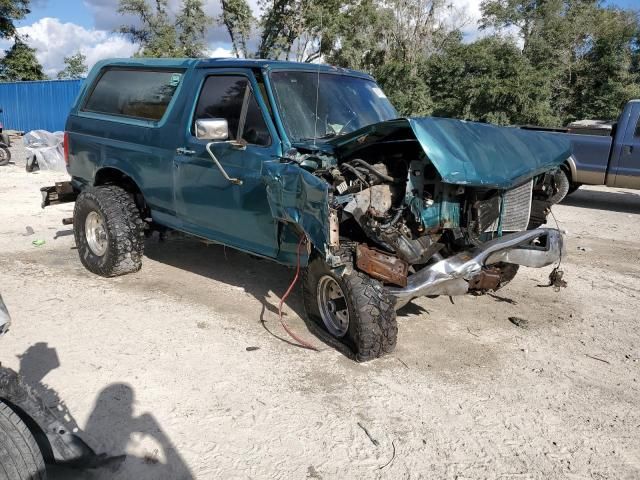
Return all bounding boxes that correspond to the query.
[195,118,229,141]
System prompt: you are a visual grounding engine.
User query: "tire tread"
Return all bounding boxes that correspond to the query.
[0,401,46,480]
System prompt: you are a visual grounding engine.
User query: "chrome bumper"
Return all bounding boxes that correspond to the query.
[386,228,565,308]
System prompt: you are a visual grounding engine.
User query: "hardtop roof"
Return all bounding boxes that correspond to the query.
[94,57,373,80]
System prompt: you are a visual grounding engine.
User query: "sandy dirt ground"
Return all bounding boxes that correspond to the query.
[1,139,639,479]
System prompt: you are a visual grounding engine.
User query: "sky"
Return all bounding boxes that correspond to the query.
[1,0,637,78]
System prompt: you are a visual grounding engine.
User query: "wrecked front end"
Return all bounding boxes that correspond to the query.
[264,117,570,308]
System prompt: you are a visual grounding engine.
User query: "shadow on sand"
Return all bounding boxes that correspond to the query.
[3,342,194,479]
[144,235,356,357]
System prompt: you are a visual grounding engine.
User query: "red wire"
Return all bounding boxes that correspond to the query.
[278,235,318,351]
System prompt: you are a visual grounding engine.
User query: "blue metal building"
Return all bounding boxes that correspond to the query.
[0,79,84,133]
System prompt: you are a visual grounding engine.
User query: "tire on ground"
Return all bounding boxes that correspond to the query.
[73,185,145,277]
[0,400,46,480]
[0,145,10,167]
[302,256,397,361]
[549,168,571,204]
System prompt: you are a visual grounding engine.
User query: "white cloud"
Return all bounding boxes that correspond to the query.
[16,17,138,77]
[206,46,234,58]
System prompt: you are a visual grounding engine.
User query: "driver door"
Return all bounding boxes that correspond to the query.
[173,71,281,257]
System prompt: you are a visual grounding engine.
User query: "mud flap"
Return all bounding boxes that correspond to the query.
[262,161,330,253]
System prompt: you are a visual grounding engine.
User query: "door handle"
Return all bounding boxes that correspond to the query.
[176,147,196,156]
[205,143,243,185]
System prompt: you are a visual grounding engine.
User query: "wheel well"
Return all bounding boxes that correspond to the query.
[94,167,148,216]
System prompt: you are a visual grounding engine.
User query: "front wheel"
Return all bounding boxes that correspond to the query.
[73,186,145,277]
[302,257,397,361]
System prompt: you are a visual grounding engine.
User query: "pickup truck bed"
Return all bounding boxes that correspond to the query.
[523,99,640,191]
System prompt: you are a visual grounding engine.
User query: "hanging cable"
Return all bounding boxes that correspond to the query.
[278,235,318,351]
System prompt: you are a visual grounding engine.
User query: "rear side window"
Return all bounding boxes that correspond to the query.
[193,75,271,146]
[83,68,183,121]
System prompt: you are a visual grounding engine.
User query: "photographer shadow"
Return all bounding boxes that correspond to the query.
[10,343,193,479]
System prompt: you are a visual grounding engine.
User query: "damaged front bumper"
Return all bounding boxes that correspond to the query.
[386,228,565,309]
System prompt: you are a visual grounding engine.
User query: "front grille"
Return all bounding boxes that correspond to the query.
[485,180,533,232]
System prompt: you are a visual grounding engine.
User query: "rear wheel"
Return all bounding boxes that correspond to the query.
[303,257,397,361]
[73,185,145,277]
[0,400,46,480]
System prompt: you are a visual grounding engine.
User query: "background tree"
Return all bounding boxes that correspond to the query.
[118,0,210,57]
[177,0,211,57]
[0,38,46,81]
[56,51,88,79]
[220,0,253,58]
[119,0,639,127]
[0,0,30,39]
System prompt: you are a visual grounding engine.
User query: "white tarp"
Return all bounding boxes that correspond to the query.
[23,130,65,172]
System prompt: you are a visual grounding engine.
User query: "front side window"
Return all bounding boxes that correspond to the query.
[83,68,183,121]
[193,75,271,146]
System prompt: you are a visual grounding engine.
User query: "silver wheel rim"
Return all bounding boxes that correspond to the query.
[85,211,108,256]
[317,275,349,337]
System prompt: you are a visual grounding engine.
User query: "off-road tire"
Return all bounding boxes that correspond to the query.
[73,185,145,277]
[549,169,570,204]
[302,257,397,361]
[0,400,46,480]
[0,145,10,166]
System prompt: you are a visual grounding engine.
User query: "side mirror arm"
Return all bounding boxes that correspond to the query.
[205,142,243,185]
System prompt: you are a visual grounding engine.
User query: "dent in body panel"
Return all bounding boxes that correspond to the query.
[262,160,331,254]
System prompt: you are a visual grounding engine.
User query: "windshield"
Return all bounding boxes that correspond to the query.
[270,71,398,143]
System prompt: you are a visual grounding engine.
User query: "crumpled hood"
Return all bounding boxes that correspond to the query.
[327,117,572,189]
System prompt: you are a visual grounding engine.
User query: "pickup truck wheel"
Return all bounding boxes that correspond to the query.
[73,186,145,277]
[303,257,397,361]
[0,145,10,166]
[549,169,570,204]
[0,400,46,480]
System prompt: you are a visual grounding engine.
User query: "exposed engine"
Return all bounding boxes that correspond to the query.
[305,153,558,289]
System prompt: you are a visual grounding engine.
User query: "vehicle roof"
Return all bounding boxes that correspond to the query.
[93,57,374,80]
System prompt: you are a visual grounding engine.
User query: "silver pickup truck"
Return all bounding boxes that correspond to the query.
[523,99,640,200]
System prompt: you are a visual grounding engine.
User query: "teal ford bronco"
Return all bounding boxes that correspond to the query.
[43,58,569,361]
